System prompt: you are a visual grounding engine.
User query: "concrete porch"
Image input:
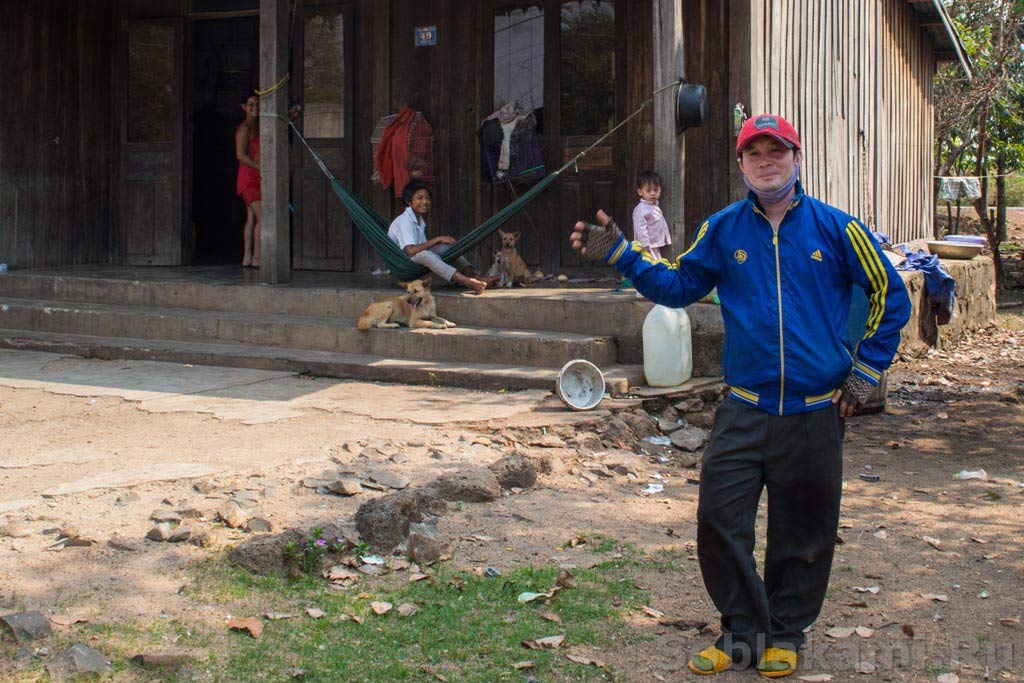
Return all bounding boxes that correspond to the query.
[0,266,726,393]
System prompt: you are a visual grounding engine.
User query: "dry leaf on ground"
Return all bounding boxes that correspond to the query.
[923,536,942,550]
[512,661,535,670]
[370,601,393,615]
[263,612,296,621]
[49,615,88,627]
[854,626,875,638]
[397,603,419,617]
[852,586,880,594]
[640,606,665,619]
[824,626,856,639]
[522,634,565,650]
[936,674,960,683]
[566,652,605,667]
[306,608,325,619]
[556,569,577,589]
[797,675,834,682]
[920,593,949,602]
[539,611,562,624]
[227,617,263,639]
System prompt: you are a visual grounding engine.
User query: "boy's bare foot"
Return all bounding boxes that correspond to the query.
[466,277,487,295]
[242,260,252,267]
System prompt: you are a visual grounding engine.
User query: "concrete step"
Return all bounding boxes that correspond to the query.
[0,297,618,369]
[0,329,645,393]
[0,272,726,368]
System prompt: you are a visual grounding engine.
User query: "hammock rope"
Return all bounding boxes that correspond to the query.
[263,80,681,281]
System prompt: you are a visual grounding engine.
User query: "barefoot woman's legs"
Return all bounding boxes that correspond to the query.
[242,205,255,266]
[250,200,262,266]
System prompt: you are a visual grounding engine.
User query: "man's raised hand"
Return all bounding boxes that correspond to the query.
[570,210,624,262]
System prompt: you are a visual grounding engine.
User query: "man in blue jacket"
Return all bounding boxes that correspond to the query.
[571,114,910,678]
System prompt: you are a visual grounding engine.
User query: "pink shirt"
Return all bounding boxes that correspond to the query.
[632,199,671,248]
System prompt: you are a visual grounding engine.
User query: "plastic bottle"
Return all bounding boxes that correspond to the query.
[0,263,8,273]
[642,304,692,387]
[953,469,987,481]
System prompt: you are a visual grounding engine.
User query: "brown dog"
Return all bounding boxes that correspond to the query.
[497,230,533,288]
[356,278,456,330]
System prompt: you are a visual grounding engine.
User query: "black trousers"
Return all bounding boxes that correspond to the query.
[697,399,844,666]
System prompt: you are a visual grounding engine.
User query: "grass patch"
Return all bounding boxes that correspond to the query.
[181,555,657,682]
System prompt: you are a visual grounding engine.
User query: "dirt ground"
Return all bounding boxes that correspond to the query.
[1,234,1023,681]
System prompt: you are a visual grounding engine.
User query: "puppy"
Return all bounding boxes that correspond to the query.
[497,229,533,288]
[356,277,456,330]
[485,249,502,278]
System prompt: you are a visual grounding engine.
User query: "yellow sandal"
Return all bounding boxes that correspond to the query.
[687,646,733,675]
[757,647,798,678]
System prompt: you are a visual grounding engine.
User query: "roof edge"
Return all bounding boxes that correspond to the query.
[930,0,974,79]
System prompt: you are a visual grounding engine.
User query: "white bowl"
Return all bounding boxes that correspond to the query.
[926,240,983,259]
[555,359,606,411]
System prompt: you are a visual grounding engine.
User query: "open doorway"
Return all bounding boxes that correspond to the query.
[190,16,259,265]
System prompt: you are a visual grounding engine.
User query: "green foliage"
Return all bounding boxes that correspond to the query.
[184,558,657,682]
[283,527,332,577]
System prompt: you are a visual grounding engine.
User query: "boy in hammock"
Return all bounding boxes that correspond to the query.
[387,180,490,295]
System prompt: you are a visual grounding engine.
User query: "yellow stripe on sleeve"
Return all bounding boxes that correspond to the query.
[680,221,710,259]
[845,222,888,338]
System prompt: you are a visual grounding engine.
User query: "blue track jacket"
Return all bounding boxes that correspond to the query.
[605,183,911,415]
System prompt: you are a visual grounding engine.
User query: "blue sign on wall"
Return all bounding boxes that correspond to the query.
[415,26,437,46]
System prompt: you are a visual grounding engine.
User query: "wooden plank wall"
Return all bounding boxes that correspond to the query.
[746,0,936,244]
[681,0,736,239]
[0,1,115,268]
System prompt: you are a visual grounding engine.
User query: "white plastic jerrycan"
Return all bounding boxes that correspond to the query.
[642,304,693,387]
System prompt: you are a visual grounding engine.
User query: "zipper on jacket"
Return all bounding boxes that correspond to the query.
[772,226,784,414]
[753,200,799,415]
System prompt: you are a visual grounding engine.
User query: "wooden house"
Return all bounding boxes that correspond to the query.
[0,0,970,283]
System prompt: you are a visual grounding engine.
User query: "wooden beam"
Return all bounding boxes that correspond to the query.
[259,0,291,283]
[652,0,685,245]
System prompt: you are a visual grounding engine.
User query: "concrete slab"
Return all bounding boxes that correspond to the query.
[0,349,551,425]
[41,463,220,497]
[0,349,294,401]
[0,498,37,513]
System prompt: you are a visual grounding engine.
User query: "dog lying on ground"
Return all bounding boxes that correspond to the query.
[356,277,456,330]
[497,229,533,288]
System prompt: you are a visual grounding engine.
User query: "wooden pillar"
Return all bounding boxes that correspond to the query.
[259,0,290,283]
[728,0,752,200]
[653,0,685,245]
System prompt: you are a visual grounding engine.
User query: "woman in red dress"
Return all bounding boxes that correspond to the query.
[235,94,261,267]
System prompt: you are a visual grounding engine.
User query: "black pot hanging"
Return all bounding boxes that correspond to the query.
[676,80,708,133]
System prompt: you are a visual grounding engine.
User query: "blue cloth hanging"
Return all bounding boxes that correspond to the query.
[896,246,956,325]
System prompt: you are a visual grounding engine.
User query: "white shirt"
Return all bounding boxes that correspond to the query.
[387,206,428,250]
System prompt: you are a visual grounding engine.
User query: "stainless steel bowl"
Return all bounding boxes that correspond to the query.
[926,241,983,259]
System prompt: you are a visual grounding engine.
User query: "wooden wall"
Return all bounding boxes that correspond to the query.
[681,0,738,239]
[0,1,115,268]
[746,0,936,244]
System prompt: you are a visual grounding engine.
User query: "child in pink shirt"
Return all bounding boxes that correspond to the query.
[632,170,671,261]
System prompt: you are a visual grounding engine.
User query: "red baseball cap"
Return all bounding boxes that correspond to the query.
[736,114,801,155]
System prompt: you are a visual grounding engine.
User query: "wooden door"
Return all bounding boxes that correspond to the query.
[489,1,624,275]
[551,0,624,272]
[291,5,354,271]
[122,19,185,266]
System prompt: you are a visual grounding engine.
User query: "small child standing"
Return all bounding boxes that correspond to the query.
[631,170,672,299]
[632,170,672,262]
[387,180,488,294]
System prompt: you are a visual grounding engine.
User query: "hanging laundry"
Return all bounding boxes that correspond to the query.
[478,103,545,184]
[897,246,956,325]
[372,108,435,197]
[936,176,981,202]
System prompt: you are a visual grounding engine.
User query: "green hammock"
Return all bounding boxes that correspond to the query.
[325,170,562,281]
[273,81,676,281]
